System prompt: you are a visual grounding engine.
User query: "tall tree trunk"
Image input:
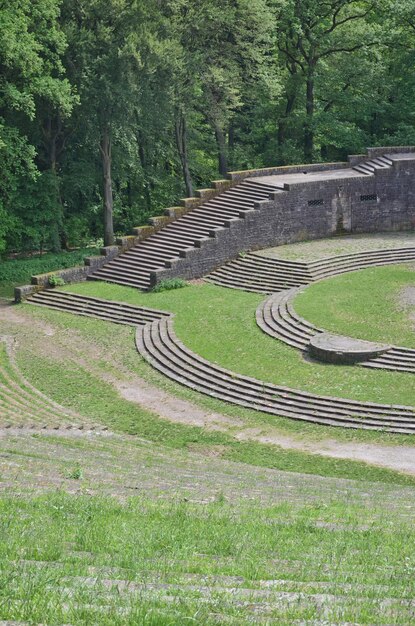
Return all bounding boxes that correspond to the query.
[100,125,114,246]
[136,127,152,211]
[174,111,193,197]
[214,123,228,176]
[304,68,315,163]
[43,114,63,252]
[278,92,296,163]
[228,123,235,170]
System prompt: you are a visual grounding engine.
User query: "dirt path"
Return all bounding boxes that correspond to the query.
[2,299,415,477]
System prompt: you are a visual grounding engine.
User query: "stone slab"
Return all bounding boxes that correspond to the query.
[309,333,391,365]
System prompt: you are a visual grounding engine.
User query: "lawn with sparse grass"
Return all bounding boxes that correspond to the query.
[2,263,415,625]
[295,264,415,348]
[1,491,415,625]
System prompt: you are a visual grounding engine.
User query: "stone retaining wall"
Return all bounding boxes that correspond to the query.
[14,146,415,300]
[149,152,415,285]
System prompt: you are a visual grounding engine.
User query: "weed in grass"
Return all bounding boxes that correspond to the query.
[64,465,83,480]
[151,278,187,293]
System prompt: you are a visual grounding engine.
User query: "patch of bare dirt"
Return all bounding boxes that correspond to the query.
[112,378,241,429]
[236,429,415,476]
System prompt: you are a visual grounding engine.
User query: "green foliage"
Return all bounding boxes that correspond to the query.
[64,465,83,479]
[0,248,97,297]
[151,278,188,293]
[1,0,413,252]
[48,274,65,287]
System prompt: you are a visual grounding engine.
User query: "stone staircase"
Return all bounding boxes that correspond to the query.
[256,289,415,374]
[308,247,415,280]
[90,180,279,290]
[136,317,415,433]
[208,247,415,293]
[352,155,393,175]
[0,336,91,428]
[27,290,169,326]
[206,253,313,293]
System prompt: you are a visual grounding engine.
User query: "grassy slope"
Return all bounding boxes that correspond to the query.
[0,248,98,298]
[9,305,413,485]
[1,491,415,625]
[64,280,415,407]
[295,264,415,348]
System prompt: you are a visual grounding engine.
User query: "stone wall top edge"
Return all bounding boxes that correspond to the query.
[228,146,415,181]
[228,161,347,180]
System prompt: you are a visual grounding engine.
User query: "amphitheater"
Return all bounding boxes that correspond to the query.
[3,146,415,623]
[11,146,415,435]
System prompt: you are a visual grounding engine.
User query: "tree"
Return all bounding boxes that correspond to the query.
[275,0,380,161]
[0,0,75,253]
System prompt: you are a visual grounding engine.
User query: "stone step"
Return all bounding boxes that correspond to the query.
[210,266,304,288]
[377,155,394,166]
[28,290,167,325]
[353,164,374,175]
[194,205,244,219]
[255,289,415,374]
[308,247,415,269]
[91,268,151,289]
[164,222,213,236]
[137,239,187,255]
[135,318,415,433]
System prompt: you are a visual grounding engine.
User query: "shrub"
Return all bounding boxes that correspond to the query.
[151,278,187,293]
[48,274,65,287]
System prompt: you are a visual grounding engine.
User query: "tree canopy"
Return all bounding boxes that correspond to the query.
[1,0,414,255]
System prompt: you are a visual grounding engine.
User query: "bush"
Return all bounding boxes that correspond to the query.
[48,274,65,287]
[151,278,187,293]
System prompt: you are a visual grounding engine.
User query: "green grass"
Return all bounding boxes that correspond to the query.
[0,300,411,483]
[295,265,415,348]
[13,330,415,486]
[1,492,415,624]
[0,248,98,298]
[63,279,415,407]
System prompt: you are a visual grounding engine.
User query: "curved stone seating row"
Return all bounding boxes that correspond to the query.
[256,290,415,374]
[28,290,169,326]
[0,337,86,426]
[136,317,415,433]
[206,253,312,293]
[308,247,415,281]
[207,247,415,293]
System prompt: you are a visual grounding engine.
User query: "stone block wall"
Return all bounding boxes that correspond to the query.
[150,152,415,285]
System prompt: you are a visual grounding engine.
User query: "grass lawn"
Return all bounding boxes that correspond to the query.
[5,308,414,485]
[2,265,415,625]
[0,248,98,298]
[1,490,415,624]
[294,264,415,348]
[63,279,415,408]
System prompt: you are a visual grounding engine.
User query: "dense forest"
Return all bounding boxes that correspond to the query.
[1,0,414,255]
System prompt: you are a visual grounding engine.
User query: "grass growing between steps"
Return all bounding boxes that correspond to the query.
[294,264,415,348]
[0,247,98,298]
[1,490,415,624]
[11,334,414,486]
[64,280,415,407]
[3,303,415,482]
